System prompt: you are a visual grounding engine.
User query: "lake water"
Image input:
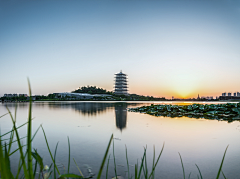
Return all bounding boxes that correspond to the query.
[1,101,240,179]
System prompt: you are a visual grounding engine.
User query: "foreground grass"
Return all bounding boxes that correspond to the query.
[0,81,230,179]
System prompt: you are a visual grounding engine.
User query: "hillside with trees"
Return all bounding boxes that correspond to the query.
[72,86,112,94]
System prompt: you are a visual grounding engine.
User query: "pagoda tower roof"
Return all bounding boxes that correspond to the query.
[115,70,127,76]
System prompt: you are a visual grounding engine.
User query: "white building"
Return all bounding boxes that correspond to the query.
[53,92,112,99]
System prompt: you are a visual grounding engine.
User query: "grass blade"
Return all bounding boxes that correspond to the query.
[148,143,165,178]
[195,164,203,179]
[1,121,29,137]
[179,153,185,179]
[137,147,146,178]
[188,172,191,179]
[54,142,59,179]
[27,78,33,179]
[31,149,44,171]
[96,134,113,179]
[31,125,41,142]
[0,112,9,119]
[2,136,26,143]
[14,103,17,123]
[144,147,148,178]
[142,162,147,179]
[8,126,40,156]
[6,107,29,179]
[9,144,27,156]
[7,128,15,155]
[73,158,84,177]
[48,163,53,171]
[113,140,118,179]
[216,145,229,179]
[16,152,28,179]
[7,103,16,154]
[46,171,53,179]
[135,163,138,179]
[0,135,7,179]
[3,123,37,145]
[41,125,60,175]
[152,145,156,179]
[221,170,227,179]
[67,136,70,179]
[125,145,130,179]
[33,159,38,178]
[106,155,111,179]
[5,147,14,179]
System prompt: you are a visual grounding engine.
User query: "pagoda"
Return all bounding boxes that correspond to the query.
[114,70,128,95]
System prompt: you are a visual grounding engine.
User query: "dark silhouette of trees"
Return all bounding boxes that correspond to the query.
[72,86,113,95]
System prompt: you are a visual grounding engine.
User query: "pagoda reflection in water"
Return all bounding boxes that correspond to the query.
[114,103,127,131]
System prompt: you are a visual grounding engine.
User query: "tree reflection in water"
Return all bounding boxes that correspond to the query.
[46,102,141,130]
[4,102,143,130]
[45,102,141,130]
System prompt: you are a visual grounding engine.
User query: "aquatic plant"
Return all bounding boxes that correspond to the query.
[128,103,240,121]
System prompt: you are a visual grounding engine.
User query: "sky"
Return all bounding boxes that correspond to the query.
[0,0,240,99]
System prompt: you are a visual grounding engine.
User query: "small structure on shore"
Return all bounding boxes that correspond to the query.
[53,92,112,100]
[114,71,128,95]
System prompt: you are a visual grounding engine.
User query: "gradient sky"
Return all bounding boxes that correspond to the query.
[1,0,240,98]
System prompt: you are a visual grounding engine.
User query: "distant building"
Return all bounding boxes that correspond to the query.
[53,92,93,99]
[2,93,29,99]
[3,94,13,97]
[53,92,111,99]
[27,96,36,100]
[19,94,28,97]
[114,70,128,95]
[201,96,213,100]
[219,91,240,100]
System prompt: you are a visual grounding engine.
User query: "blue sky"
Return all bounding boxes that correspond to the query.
[1,0,240,98]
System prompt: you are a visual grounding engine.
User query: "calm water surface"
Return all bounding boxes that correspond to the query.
[1,101,240,178]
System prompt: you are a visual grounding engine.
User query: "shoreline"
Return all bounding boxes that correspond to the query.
[1,100,240,103]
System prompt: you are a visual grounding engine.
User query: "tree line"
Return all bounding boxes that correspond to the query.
[72,86,113,95]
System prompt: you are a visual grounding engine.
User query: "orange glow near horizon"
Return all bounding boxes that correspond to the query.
[130,86,223,99]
